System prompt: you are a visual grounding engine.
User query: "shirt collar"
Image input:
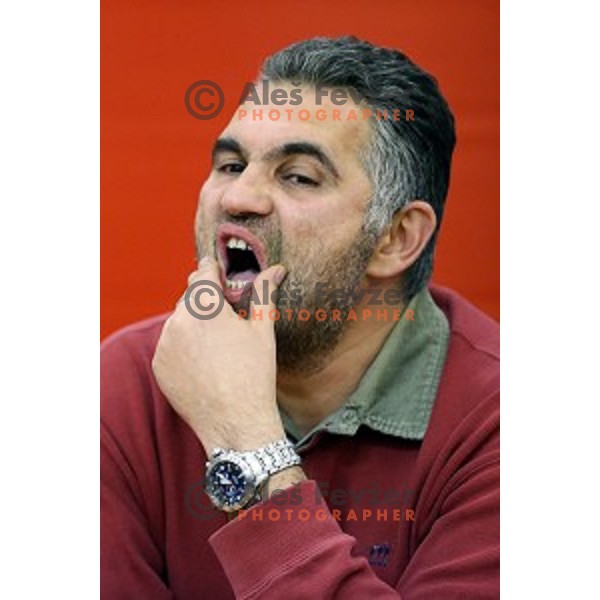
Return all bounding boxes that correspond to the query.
[280,287,450,448]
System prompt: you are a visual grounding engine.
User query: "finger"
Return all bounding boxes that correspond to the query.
[181,256,229,321]
[249,264,286,325]
[187,270,200,287]
[181,258,217,303]
[188,256,221,287]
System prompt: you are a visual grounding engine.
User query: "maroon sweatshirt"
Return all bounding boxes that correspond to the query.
[101,286,499,599]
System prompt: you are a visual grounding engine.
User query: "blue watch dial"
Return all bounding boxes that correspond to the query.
[208,460,247,507]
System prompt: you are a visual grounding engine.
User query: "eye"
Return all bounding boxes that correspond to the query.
[216,162,245,175]
[283,173,319,187]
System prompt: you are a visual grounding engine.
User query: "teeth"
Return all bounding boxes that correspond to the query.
[226,237,248,251]
[223,237,257,291]
[225,280,248,290]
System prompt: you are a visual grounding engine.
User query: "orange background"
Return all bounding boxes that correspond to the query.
[101,0,499,340]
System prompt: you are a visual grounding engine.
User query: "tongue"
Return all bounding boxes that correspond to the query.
[229,269,259,283]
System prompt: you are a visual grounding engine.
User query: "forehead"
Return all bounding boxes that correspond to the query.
[218,83,372,167]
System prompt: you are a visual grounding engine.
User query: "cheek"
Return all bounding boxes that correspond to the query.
[282,226,345,269]
[196,182,221,222]
[198,174,223,205]
[194,186,218,241]
[198,182,210,206]
[291,206,363,252]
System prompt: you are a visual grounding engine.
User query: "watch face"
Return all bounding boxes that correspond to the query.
[206,459,250,510]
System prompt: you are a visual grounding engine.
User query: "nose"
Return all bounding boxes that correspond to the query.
[220,167,274,217]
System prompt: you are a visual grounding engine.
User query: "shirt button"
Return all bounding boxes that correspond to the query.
[343,409,358,423]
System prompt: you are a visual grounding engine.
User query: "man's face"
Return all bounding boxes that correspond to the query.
[195,83,377,373]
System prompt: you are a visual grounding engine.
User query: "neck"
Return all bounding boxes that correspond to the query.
[276,314,397,437]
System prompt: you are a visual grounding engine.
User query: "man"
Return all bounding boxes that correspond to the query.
[101,36,499,598]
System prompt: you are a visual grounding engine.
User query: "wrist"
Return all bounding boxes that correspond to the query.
[204,437,301,513]
[203,423,286,455]
[264,466,307,500]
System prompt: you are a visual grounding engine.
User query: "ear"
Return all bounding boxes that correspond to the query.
[365,201,437,279]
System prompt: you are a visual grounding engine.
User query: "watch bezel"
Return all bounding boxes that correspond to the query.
[204,452,257,513]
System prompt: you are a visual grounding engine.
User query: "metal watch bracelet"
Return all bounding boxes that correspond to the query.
[244,438,301,476]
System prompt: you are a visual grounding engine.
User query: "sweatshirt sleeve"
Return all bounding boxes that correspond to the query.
[101,423,174,600]
[101,324,174,599]
[209,458,499,599]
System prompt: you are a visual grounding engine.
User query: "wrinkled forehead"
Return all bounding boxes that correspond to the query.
[218,82,372,168]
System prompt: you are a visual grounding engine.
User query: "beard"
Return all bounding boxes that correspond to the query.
[196,214,379,375]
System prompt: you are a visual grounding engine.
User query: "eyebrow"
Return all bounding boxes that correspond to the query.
[212,137,340,180]
[212,137,244,163]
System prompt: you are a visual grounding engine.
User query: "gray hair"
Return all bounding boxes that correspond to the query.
[261,36,456,300]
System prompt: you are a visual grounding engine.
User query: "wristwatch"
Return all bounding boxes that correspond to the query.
[204,438,301,513]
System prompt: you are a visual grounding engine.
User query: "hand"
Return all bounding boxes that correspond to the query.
[152,256,287,455]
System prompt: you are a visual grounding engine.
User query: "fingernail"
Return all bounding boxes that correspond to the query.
[274,266,286,285]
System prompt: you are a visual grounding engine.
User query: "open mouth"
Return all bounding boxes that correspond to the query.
[217,224,268,291]
[224,238,261,288]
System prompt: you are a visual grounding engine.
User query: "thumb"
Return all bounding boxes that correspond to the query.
[249,264,286,322]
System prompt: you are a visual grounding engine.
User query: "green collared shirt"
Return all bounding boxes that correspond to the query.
[279,288,450,449]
